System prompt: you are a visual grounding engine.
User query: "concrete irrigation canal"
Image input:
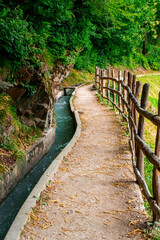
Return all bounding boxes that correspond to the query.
[0,90,76,240]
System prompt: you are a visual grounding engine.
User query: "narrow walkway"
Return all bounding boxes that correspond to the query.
[21,85,148,240]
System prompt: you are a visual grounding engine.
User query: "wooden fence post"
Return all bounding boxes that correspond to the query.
[102,69,106,97]
[132,75,136,119]
[128,72,133,106]
[153,92,160,221]
[135,81,142,128]
[132,75,137,152]
[112,69,116,108]
[132,75,136,96]
[135,81,142,157]
[107,69,110,104]
[100,69,103,94]
[122,70,127,115]
[95,66,97,88]
[128,72,133,147]
[97,68,100,91]
[118,71,121,109]
[137,83,150,178]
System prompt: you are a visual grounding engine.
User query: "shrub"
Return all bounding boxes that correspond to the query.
[146,45,160,70]
[0,6,45,71]
[74,48,108,72]
[134,53,150,69]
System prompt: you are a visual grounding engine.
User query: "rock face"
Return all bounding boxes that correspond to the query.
[49,63,72,98]
[17,83,53,130]
[0,63,72,131]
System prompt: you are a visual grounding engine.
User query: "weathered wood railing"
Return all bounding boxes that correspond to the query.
[95,67,160,221]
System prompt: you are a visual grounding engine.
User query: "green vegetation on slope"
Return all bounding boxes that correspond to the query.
[1,0,160,74]
[0,93,42,171]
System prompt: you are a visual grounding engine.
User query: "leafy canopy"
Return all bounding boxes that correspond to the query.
[0,0,160,71]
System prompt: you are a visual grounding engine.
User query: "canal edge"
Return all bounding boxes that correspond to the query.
[4,88,81,240]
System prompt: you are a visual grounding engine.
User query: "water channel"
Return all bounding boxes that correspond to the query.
[0,90,76,240]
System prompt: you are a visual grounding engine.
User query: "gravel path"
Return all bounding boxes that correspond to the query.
[20,84,148,240]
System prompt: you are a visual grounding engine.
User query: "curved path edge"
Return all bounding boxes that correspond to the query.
[4,89,81,240]
[137,72,160,77]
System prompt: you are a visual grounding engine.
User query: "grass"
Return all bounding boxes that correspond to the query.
[61,69,94,87]
[137,75,160,111]
[137,75,160,200]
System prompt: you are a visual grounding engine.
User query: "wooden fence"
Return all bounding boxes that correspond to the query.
[94,67,160,221]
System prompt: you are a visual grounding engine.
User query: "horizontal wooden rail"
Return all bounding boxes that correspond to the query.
[102,88,160,169]
[129,140,160,217]
[95,66,160,221]
[96,77,160,127]
[135,135,160,169]
[123,82,160,128]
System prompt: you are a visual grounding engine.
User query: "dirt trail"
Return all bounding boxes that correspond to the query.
[20,85,148,240]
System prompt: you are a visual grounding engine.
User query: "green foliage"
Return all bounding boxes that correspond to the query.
[0,0,160,73]
[146,45,160,70]
[74,49,108,72]
[134,54,150,69]
[20,83,37,97]
[0,6,45,70]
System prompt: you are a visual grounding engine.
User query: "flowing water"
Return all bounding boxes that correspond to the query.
[0,91,76,240]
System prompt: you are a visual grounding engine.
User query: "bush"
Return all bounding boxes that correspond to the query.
[74,48,108,72]
[0,6,45,70]
[146,45,160,71]
[134,53,150,69]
